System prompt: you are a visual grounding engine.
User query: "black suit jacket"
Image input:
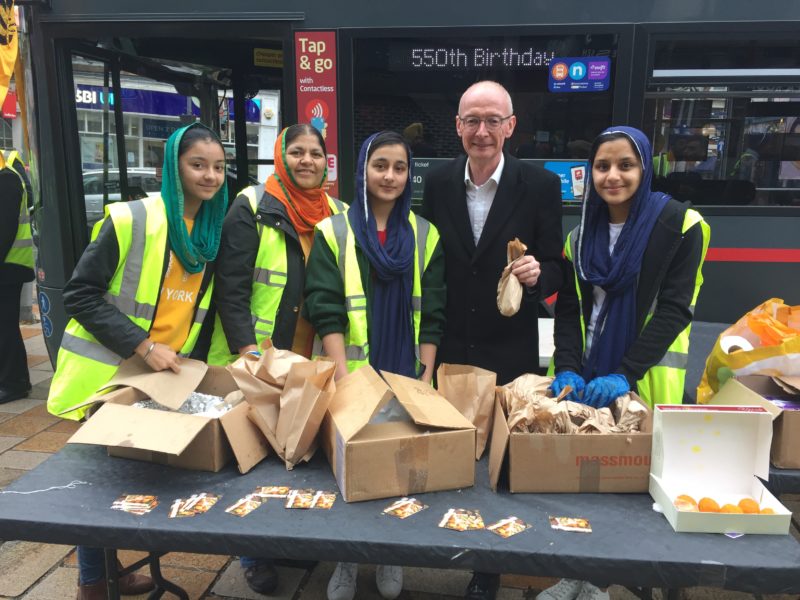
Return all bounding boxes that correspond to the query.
[420,153,564,384]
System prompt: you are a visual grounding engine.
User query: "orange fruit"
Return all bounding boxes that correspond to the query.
[698,497,720,513]
[738,498,760,514]
[720,504,744,514]
[760,507,775,515]
[673,494,699,512]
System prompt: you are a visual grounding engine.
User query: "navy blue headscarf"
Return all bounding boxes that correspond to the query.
[348,132,417,377]
[576,126,670,380]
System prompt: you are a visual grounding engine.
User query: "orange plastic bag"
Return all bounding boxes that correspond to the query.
[697,298,800,403]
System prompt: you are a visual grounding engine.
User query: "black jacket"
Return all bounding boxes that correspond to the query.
[63,214,215,359]
[213,189,307,353]
[420,153,564,385]
[553,198,706,385]
[0,168,34,285]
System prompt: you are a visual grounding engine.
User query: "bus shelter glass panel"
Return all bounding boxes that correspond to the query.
[72,55,198,229]
[353,33,617,204]
[644,87,800,207]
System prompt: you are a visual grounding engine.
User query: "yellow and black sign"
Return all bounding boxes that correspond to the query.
[253,48,283,69]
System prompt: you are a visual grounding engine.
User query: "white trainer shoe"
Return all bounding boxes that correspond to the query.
[536,578,585,600]
[375,565,403,599]
[575,582,610,600]
[327,562,358,600]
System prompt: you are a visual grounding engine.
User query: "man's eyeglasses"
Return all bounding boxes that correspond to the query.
[458,115,513,132]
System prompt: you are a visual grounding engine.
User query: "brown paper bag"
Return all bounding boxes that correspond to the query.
[436,364,497,459]
[497,238,527,317]
[276,360,336,469]
[226,339,306,406]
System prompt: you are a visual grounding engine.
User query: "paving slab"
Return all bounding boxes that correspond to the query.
[0,413,14,425]
[0,541,73,597]
[26,355,49,369]
[21,403,55,419]
[0,415,59,437]
[0,436,24,453]
[0,450,51,470]
[26,382,51,401]
[20,566,76,600]
[47,419,82,434]
[161,551,230,571]
[156,566,218,599]
[14,431,71,453]
[0,398,44,415]
[212,560,305,600]
[402,566,472,596]
[29,370,52,386]
[0,467,25,488]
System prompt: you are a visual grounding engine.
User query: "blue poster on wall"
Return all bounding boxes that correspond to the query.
[543,161,588,201]
[548,57,611,93]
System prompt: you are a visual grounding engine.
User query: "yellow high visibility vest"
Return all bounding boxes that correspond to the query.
[559,208,710,407]
[2,150,33,269]
[207,186,345,365]
[47,196,213,420]
[312,209,439,373]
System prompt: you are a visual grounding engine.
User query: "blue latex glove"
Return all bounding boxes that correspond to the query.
[549,371,586,402]
[583,374,630,408]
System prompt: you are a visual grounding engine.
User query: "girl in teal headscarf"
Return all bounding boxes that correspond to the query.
[49,121,228,597]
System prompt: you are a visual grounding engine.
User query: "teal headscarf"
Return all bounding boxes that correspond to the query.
[161,122,228,274]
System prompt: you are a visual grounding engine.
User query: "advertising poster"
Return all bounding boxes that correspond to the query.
[295,31,339,197]
[548,57,610,93]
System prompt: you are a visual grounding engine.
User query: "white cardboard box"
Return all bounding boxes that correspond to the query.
[649,404,791,535]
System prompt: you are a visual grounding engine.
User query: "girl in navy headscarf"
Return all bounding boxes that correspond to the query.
[304,131,446,600]
[542,126,710,600]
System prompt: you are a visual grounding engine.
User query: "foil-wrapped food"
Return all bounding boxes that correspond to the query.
[502,374,647,434]
[132,391,234,417]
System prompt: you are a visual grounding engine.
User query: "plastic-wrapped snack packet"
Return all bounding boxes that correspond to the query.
[383,497,428,519]
[487,516,530,538]
[225,494,263,517]
[438,508,484,531]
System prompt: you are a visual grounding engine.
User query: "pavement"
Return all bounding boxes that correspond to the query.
[1,313,799,600]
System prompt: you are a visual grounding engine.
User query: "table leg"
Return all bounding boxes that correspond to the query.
[103,549,120,600]
[146,552,189,600]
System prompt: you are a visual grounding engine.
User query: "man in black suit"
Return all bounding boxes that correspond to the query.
[420,80,563,387]
[420,81,564,599]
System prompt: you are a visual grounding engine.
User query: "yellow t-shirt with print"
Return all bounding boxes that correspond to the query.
[149,219,204,352]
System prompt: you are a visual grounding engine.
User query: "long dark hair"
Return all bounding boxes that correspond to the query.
[367,130,411,163]
[178,124,224,157]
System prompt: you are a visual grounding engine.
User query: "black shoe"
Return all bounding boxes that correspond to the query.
[0,384,31,405]
[465,572,500,599]
[244,562,279,595]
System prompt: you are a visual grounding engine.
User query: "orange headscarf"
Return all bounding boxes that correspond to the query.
[265,127,331,234]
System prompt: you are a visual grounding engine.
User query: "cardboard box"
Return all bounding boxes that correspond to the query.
[67,357,269,473]
[708,376,800,469]
[488,394,653,493]
[321,366,476,502]
[649,403,791,534]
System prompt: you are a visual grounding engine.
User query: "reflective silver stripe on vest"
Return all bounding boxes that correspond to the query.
[253,267,288,287]
[252,314,274,336]
[11,238,32,248]
[108,200,149,318]
[19,213,30,225]
[330,197,346,212]
[194,307,208,325]
[61,332,123,367]
[331,214,349,282]
[346,294,367,311]
[411,296,421,311]
[105,294,157,321]
[345,345,367,361]
[656,350,689,369]
[415,216,430,276]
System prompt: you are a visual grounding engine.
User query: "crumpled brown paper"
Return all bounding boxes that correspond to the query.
[501,373,647,434]
[497,238,527,317]
[227,339,336,469]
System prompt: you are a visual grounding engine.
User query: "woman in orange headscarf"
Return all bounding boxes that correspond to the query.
[209,123,344,365]
[207,124,343,592]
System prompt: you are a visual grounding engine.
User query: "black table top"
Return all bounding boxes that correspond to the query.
[1,445,799,594]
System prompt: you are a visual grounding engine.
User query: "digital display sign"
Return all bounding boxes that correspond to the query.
[408,46,555,69]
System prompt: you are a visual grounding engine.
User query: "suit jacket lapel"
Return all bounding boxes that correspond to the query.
[474,154,519,261]
[444,155,477,256]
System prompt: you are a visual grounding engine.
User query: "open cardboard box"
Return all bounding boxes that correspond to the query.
[489,393,653,493]
[67,357,269,473]
[708,376,800,469]
[649,403,791,534]
[321,366,476,502]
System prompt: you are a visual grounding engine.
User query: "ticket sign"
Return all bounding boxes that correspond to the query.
[548,57,610,93]
[295,31,339,197]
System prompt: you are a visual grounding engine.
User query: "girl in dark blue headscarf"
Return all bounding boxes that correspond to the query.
[550,126,710,411]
